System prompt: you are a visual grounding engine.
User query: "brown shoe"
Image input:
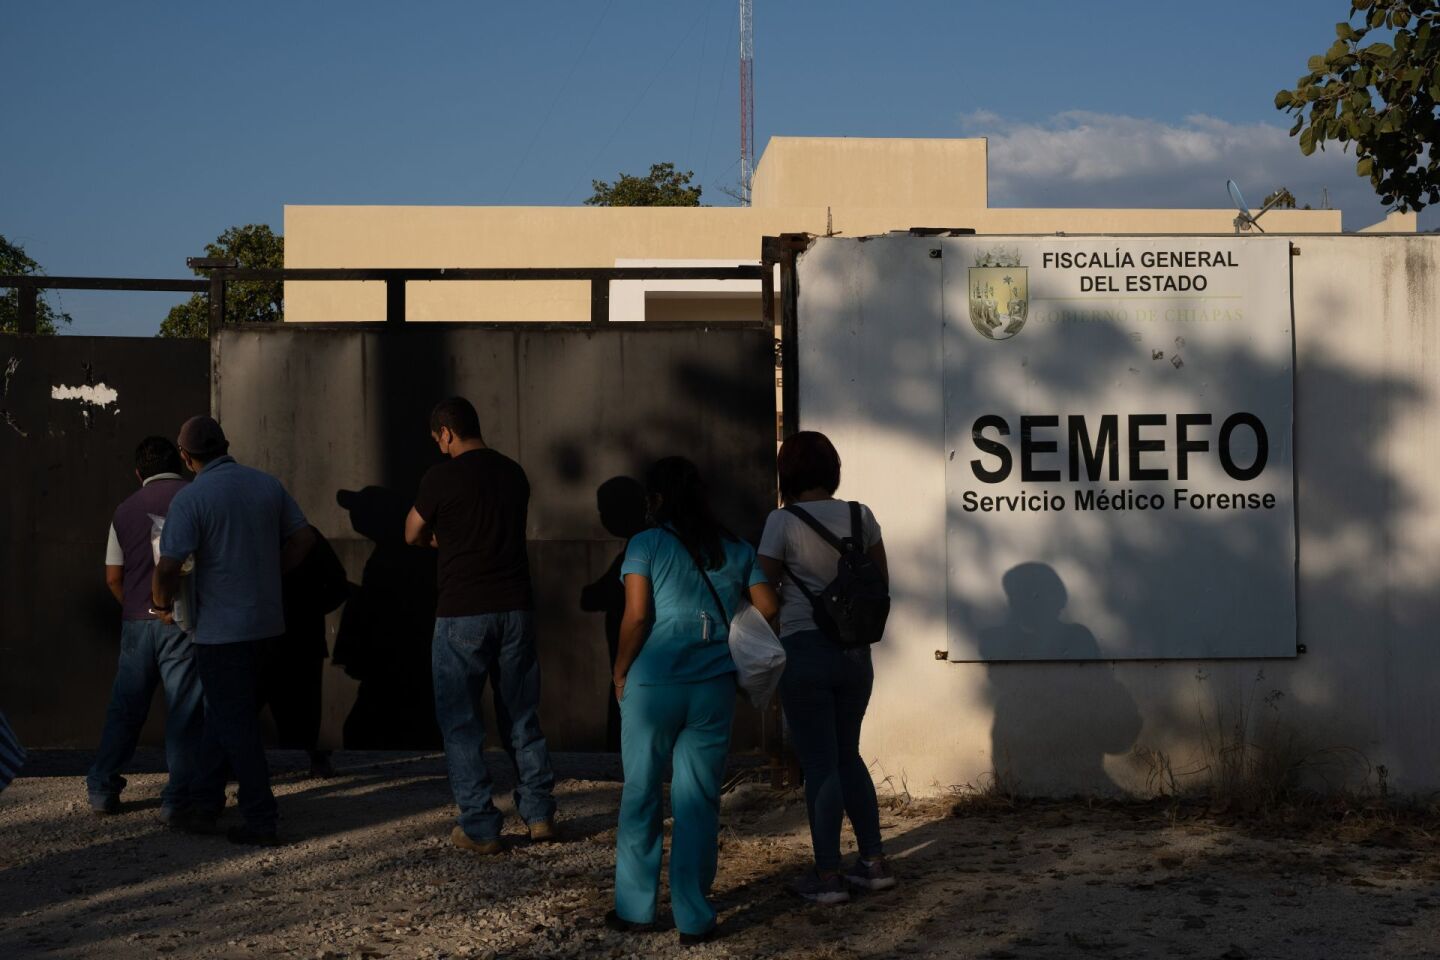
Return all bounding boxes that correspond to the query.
[527,818,561,842]
[450,825,504,855]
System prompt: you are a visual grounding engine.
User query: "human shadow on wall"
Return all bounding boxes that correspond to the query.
[578,476,648,752]
[332,486,443,750]
[979,563,1141,794]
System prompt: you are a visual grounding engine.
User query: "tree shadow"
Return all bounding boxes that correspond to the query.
[792,235,1440,796]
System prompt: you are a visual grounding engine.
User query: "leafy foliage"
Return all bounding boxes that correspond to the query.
[159,224,284,338]
[0,233,72,335]
[584,162,703,207]
[1262,188,1299,209]
[1275,0,1440,211]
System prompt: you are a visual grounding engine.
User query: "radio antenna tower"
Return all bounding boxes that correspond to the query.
[739,0,755,205]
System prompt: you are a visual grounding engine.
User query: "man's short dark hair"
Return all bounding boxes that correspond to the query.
[777,431,842,502]
[176,415,229,462]
[430,397,483,440]
[135,436,183,480]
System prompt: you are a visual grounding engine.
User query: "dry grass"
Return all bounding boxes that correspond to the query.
[947,757,1026,817]
[957,669,1440,843]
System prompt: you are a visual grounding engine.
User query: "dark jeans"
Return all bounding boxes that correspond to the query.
[432,611,556,841]
[779,630,885,872]
[192,640,278,830]
[86,620,205,811]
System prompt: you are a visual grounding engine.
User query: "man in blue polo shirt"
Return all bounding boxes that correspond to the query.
[153,415,316,845]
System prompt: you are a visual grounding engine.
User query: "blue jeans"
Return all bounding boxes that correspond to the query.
[432,612,556,841]
[86,620,205,812]
[615,674,734,936]
[191,640,278,829]
[779,630,885,872]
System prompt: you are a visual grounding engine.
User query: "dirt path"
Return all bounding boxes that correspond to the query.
[2,751,1438,959]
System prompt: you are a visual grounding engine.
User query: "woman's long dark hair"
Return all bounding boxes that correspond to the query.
[646,456,735,570]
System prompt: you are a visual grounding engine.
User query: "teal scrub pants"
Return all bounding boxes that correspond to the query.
[614,673,735,936]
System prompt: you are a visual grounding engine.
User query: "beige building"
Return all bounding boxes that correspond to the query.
[285,136,1411,323]
[278,138,1440,792]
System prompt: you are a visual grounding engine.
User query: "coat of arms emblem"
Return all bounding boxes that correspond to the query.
[968,248,1028,340]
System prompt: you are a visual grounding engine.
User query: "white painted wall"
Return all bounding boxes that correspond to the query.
[798,234,1440,796]
[610,258,771,323]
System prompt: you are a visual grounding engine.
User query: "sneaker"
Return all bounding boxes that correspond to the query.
[788,870,850,904]
[844,856,897,891]
[450,825,504,855]
[528,818,561,842]
[90,796,122,816]
[227,824,280,846]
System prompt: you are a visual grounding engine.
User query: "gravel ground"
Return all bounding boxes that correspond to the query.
[2,750,1439,959]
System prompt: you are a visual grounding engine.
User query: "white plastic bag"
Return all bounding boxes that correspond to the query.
[728,602,786,709]
[148,514,197,632]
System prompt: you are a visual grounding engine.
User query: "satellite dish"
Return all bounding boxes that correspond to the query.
[1225,179,1286,234]
[1226,179,1250,215]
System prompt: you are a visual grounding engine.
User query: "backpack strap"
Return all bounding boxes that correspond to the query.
[785,503,862,554]
[781,560,820,605]
[784,504,847,553]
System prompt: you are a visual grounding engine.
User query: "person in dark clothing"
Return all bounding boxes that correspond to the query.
[87,436,205,820]
[580,476,648,752]
[405,397,558,855]
[257,527,349,777]
[333,486,442,750]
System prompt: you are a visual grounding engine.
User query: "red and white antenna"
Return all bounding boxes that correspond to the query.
[739,0,754,204]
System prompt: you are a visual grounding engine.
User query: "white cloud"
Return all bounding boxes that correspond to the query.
[960,110,1424,231]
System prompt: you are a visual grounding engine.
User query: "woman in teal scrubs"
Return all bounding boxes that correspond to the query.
[607,457,779,945]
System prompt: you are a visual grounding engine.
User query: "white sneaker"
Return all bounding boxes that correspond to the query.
[789,870,851,904]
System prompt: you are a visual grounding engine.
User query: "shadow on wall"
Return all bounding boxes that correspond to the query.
[980,563,1141,794]
[798,239,1440,793]
[332,485,442,750]
[212,324,776,752]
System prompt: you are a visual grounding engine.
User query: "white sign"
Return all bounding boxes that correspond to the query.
[941,237,1295,660]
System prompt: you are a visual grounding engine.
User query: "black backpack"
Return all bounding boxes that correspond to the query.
[782,502,890,648]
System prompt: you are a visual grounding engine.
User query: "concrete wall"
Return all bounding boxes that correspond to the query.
[283,137,1341,324]
[213,323,777,751]
[284,205,1339,324]
[749,136,989,209]
[0,334,211,746]
[796,234,1440,796]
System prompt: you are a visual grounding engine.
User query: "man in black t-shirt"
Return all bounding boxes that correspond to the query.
[406,397,558,854]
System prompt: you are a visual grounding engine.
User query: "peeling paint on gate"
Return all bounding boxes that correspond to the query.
[50,382,120,407]
[2,356,26,437]
[51,360,120,428]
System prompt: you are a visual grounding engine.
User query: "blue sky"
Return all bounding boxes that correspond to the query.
[2,1,1421,336]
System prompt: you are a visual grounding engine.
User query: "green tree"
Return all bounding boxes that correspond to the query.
[159,224,284,338]
[1262,188,1299,209]
[584,162,703,207]
[1,233,72,335]
[1275,0,1440,211]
